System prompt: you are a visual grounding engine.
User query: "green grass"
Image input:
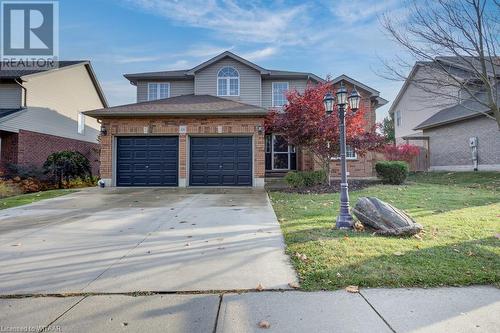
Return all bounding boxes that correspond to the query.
[269,172,500,290]
[0,189,76,210]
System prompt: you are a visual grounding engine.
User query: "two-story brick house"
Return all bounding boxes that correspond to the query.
[0,61,108,175]
[85,51,387,187]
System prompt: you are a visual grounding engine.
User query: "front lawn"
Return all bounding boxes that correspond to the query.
[269,172,500,290]
[0,189,76,210]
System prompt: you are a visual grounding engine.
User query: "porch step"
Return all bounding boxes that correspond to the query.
[264,177,288,190]
[265,170,290,178]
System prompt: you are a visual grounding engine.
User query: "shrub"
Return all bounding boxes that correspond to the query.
[5,163,49,182]
[284,170,327,188]
[63,176,99,189]
[383,144,420,162]
[375,161,409,185]
[43,151,92,188]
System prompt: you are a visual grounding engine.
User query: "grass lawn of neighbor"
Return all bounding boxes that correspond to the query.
[0,189,76,210]
[269,172,500,290]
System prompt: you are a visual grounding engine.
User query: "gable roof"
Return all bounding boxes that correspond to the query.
[187,51,269,75]
[84,94,268,118]
[0,108,23,120]
[124,51,325,84]
[389,57,500,115]
[414,85,499,130]
[0,61,108,107]
[331,74,388,107]
[0,61,86,79]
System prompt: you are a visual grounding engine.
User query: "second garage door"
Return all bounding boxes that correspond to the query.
[190,136,252,186]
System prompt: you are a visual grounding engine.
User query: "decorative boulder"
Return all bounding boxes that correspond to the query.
[352,197,423,236]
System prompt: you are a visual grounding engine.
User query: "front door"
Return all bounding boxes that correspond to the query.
[265,134,296,171]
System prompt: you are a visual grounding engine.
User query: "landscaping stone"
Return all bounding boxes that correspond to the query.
[352,197,423,236]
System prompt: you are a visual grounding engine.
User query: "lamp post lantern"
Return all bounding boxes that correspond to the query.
[323,83,360,229]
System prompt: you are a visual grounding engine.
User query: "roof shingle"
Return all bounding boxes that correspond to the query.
[84,94,269,118]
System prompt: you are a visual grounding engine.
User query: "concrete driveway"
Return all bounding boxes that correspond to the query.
[0,188,297,295]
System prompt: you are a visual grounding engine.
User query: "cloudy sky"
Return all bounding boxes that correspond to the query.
[60,0,409,121]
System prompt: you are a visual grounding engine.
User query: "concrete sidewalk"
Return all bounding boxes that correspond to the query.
[1,286,498,333]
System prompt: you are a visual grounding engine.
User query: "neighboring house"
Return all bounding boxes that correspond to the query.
[414,86,500,171]
[0,61,108,175]
[389,57,499,171]
[84,51,387,187]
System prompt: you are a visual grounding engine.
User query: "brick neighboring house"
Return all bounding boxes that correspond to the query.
[0,61,108,175]
[84,51,387,187]
[389,57,499,171]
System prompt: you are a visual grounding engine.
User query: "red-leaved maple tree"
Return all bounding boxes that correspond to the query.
[265,82,385,184]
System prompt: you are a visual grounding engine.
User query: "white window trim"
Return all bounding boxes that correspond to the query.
[272,81,289,108]
[147,82,170,101]
[77,112,85,135]
[217,67,240,97]
[331,146,358,160]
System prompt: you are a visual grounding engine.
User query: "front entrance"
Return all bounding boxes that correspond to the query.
[265,134,297,171]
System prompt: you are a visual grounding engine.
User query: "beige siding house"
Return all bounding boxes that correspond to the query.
[389,57,500,171]
[85,51,387,188]
[0,61,108,174]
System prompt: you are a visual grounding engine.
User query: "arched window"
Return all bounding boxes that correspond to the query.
[217,67,239,96]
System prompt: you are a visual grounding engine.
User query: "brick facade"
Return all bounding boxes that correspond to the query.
[99,116,265,186]
[295,82,378,178]
[423,116,500,171]
[0,130,99,175]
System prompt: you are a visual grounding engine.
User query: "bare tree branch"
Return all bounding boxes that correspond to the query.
[379,0,500,128]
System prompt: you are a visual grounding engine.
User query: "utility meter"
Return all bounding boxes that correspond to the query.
[469,137,478,147]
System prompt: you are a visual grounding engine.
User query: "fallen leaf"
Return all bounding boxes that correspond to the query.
[345,285,359,293]
[394,251,403,256]
[294,252,308,262]
[256,283,264,291]
[258,320,271,329]
[288,282,300,289]
[354,222,364,232]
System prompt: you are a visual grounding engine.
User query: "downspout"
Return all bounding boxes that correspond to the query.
[14,78,27,108]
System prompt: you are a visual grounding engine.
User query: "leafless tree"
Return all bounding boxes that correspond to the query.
[380,0,500,129]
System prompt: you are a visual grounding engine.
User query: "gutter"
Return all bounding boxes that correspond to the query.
[14,78,27,108]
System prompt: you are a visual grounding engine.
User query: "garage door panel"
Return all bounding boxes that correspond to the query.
[117,136,178,187]
[190,136,252,186]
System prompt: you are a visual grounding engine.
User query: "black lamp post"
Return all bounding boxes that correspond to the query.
[323,82,361,229]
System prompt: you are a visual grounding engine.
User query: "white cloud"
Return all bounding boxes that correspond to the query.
[100,80,136,106]
[329,0,400,24]
[114,55,163,64]
[125,0,317,46]
[241,47,278,61]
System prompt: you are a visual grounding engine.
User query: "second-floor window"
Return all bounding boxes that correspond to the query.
[148,82,170,101]
[77,112,85,134]
[217,67,239,96]
[396,110,402,127]
[272,82,289,107]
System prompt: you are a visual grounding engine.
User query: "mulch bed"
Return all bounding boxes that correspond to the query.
[276,179,381,194]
